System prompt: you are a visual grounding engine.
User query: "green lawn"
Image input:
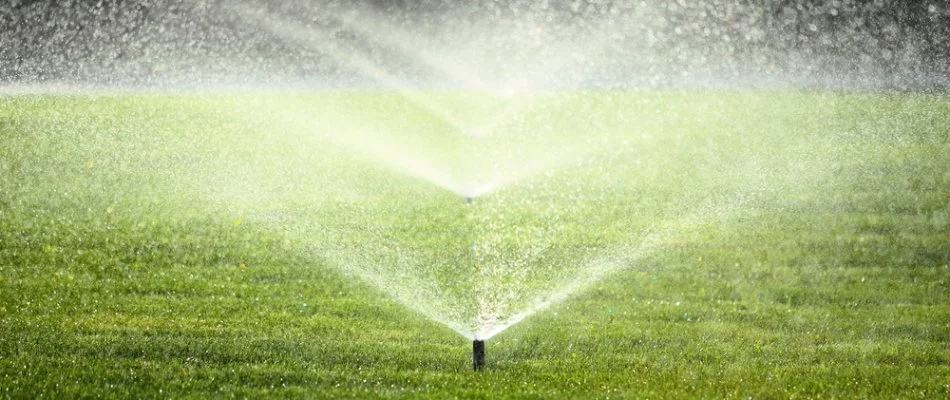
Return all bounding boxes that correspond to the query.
[1,90,948,398]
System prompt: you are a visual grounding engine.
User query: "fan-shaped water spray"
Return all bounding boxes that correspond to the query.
[3,0,947,375]
[180,88,840,349]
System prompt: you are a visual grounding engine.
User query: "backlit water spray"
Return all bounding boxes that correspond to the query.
[2,0,946,371]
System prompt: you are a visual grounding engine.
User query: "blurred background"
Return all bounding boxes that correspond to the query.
[1,0,948,89]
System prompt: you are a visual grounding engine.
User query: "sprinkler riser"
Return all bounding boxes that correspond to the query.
[473,340,485,371]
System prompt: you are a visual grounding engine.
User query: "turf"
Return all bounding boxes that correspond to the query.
[1,90,948,398]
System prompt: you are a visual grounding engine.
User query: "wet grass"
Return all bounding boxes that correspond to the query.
[1,90,949,398]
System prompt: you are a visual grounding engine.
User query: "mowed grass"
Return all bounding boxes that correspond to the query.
[1,90,949,398]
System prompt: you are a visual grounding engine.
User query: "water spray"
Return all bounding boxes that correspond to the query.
[473,340,485,371]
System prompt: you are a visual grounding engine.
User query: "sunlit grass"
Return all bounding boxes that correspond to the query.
[1,90,948,398]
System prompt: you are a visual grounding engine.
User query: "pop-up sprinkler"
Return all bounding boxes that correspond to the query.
[473,340,485,370]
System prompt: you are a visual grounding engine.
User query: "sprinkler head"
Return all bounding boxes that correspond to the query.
[473,340,485,371]
[465,196,473,204]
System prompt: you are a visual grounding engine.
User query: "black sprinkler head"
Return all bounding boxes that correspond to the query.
[465,196,473,204]
[473,340,485,371]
